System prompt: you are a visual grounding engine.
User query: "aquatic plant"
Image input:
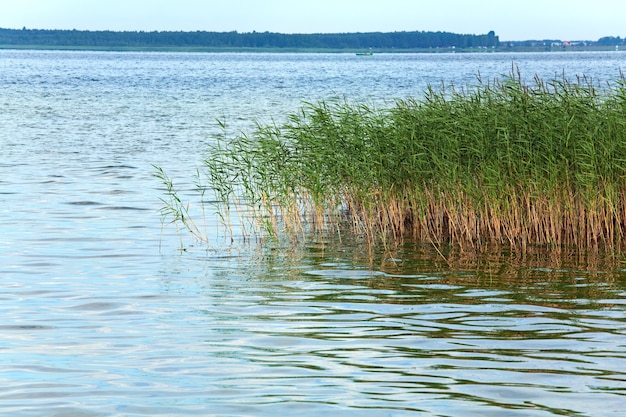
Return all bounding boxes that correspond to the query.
[159,71,626,256]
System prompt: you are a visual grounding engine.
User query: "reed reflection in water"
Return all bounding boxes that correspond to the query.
[1,233,625,415]
[139,244,625,416]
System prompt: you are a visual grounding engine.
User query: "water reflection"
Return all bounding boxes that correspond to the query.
[2,231,624,416]
[131,242,626,416]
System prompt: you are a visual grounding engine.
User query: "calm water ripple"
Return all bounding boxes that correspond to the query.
[1,50,625,416]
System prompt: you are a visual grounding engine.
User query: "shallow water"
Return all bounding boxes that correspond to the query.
[0,50,625,416]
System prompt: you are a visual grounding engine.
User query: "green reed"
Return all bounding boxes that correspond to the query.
[161,71,626,255]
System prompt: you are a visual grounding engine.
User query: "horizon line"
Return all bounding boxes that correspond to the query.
[1,26,621,43]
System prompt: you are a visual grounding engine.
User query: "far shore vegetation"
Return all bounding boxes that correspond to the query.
[0,44,622,54]
[1,27,624,53]
[156,70,626,263]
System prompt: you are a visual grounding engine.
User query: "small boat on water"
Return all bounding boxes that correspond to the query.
[356,48,373,56]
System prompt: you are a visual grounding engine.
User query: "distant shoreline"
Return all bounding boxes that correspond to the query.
[0,44,621,53]
[2,27,623,53]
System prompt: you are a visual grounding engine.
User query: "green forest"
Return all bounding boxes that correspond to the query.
[0,27,499,50]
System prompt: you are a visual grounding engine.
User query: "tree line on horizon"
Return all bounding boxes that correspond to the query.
[505,36,625,48]
[0,27,500,49]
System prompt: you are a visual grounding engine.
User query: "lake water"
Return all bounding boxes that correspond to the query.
[1,50,625,416]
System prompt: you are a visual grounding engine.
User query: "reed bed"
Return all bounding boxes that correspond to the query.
[163,72,626,256]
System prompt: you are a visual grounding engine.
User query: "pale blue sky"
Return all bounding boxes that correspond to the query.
[1,0,624,41]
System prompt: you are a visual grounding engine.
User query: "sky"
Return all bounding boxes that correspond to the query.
[0,0,624,41]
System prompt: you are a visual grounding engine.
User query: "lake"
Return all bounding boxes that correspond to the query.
[1,50,625,416]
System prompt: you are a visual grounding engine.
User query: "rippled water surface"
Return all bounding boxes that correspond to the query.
[1,50,625,416]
